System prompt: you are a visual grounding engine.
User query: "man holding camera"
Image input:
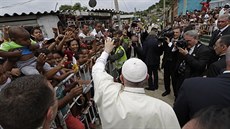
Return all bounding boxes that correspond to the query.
[174,30,211,99]
[161,27,182,97]
[174,46,230,127]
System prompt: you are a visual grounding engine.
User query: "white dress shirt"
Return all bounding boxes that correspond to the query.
[188,45,195,55]
[92,51,180,129]
[223,70,230,74]
[90,29,104,37]
[220,25,229,33]
[78,32,87,38]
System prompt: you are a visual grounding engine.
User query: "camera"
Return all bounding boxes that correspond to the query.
[84,36,95,41]
[158,28,174,42]
[131,22,138,28]
[175,39,188,49]
[46,38,55,44]
[83,36,95,44]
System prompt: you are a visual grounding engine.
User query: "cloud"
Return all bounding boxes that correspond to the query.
[0,0,159,15]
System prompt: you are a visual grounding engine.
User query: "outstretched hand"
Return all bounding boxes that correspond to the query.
[104,37,115,54]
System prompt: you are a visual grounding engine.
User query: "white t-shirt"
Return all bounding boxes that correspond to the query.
[79,32,87,38]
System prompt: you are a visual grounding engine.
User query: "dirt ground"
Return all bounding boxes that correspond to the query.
[145,70,175,106]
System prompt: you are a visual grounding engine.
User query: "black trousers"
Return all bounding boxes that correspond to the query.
[163,61,176,94]
[174,74,185,99]
[147,65,159,89]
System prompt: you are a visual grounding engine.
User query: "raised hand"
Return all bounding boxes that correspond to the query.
[104,37,115,54]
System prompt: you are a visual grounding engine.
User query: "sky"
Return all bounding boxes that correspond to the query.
[0,0,160,15]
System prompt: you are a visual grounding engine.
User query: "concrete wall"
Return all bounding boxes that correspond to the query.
[37,15,59,38]
[0,15,37,28]
[0,14,59,38]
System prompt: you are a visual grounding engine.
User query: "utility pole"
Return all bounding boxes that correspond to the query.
[163,0,166,28]
[114,0,121,30]
[183,0,187,15]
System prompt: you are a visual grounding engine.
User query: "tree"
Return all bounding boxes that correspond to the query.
[151,15,158,22]
[81,6,88,11]
[72,3,81,10]
[59,5,72,11]
[59,2,88,11]
[146,0,171,11]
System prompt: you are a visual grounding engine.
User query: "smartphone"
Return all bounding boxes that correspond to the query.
[46,38,55,44]
[84,36,95,41]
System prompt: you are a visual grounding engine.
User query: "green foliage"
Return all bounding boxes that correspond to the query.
[81,6,88,11]
[157,8,162,12]
[151,15,158,22]
[59,5,72,11]
[146,0,172,11]
[59,2,88,11]
[72,3,81,10]
[147,4,156,11]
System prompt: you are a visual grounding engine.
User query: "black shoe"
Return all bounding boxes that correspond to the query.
[145,87,155,91]
[162,91,170,96]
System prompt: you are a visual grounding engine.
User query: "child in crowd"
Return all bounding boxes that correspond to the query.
[0,26,51,75]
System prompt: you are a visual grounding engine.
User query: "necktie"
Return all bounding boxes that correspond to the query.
[187,48,191,53]
[216,29,221,37]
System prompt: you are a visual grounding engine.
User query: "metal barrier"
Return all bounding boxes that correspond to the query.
[54,52,102,129]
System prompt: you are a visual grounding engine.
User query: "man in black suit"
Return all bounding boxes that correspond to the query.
[206,35,230,77]
[209,14,230,64]
[143,30,163,90]
[161,27,182,96]
[209,14,230,47]
[173,30,211,98]
[174,46,230,127]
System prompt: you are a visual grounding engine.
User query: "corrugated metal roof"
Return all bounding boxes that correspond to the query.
[89,8,122,13]
[0,10,59,17]
[0,8,122,17]
[90,9,116,12]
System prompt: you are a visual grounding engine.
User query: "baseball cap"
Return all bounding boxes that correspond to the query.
[122,58,148,82]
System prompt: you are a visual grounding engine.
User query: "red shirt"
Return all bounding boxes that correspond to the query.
[201,2,210,12]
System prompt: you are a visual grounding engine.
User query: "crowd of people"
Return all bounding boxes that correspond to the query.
[172,1,229,36]
[0,2,230,129]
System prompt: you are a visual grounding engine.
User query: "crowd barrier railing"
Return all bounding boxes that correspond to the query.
[53,51,105,129]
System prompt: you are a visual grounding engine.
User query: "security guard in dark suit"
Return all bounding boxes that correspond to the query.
[209,14,230,65]
[206,35,230,77]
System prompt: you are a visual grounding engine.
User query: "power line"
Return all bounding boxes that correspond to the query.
[122,0,130,12]
[0,0,36,9]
